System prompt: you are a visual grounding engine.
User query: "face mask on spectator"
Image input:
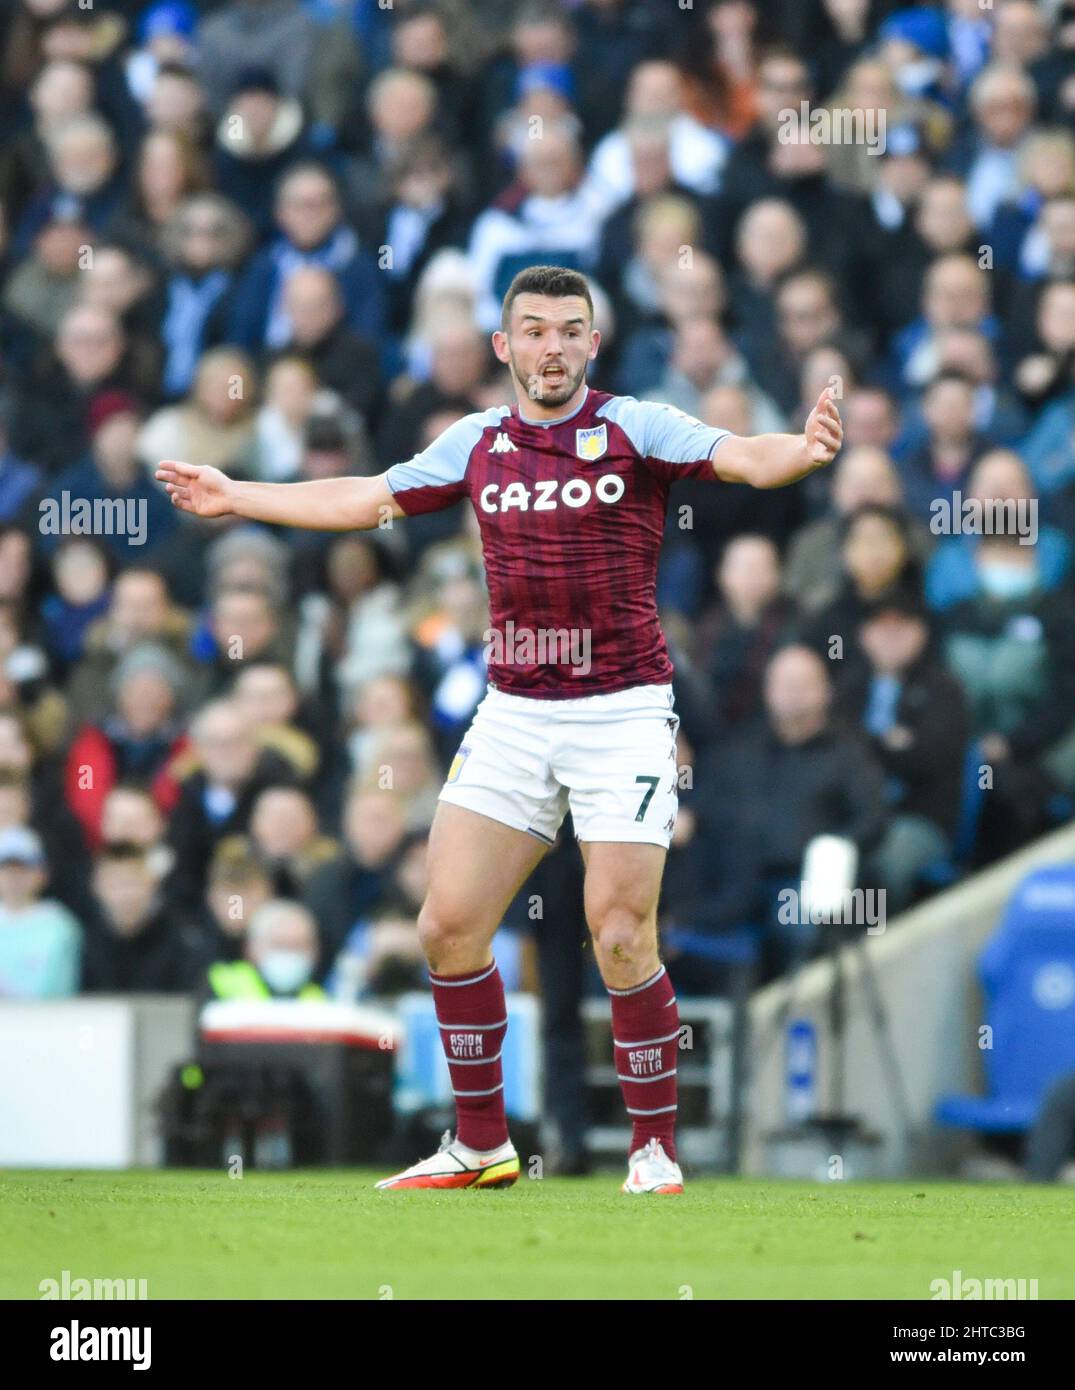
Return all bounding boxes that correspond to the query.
[259,950,314,994]
[978,563,1039,600]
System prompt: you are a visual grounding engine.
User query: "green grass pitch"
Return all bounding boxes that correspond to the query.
[2,1170,1070,1300]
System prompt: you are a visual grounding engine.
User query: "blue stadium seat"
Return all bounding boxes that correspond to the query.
[661,926,760,967]
[936,864,1075,1133]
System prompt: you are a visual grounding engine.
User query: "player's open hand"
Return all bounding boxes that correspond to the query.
[804,387,843,466]
[154,460,235,518]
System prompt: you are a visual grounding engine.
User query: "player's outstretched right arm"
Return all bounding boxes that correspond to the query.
[154,461,405,531]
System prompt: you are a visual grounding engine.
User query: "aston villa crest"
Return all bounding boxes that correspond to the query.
[575,424,607,460]
[447,745,471,783]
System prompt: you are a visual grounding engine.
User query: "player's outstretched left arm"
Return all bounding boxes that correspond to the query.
[711,387,842,488]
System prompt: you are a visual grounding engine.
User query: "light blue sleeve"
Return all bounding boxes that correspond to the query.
[38,907,82,998]
[385,406,509,514]
[596,396,732,481]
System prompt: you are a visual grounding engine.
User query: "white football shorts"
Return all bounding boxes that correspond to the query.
[438,682,681,848]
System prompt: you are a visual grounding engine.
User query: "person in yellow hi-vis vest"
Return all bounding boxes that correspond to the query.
[208,898,326,1000]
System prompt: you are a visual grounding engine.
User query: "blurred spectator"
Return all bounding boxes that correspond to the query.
[233,660,320,780]
[589,59,728,207]
[342,673,423,777]
[207,896,325,1000]
[644,315,783,430]
[99,784,172,878]
[690,534,792,735]
[187,584,294,704]
[251,355,321,482]
[157,192,250,400]
[275,265,381,420]
[0,58,96,231]
[368,133,474,335]
[893,253,998,393]
[795,503,924,685]
[926,450,1070,611]
[38,390,178,563]
[74,242,163,393]
[302,785,408,975]
[122,2,199,110]
[212,66,317,240]
[687,643,887,979]
[112,128,213,256]
[247,783,340,897]
[990,128,1075,279]
[326,828,433,1000]
[1011,278,1075,413]
[468,122,609,332]
[409,569,489,752]
[64,641,188,851]
[727,197,806,344]
[356,720,442,831]
[785,445,933,613]
[138,346,258,473]
[344,65,440,210]
[65,567,191,725]
[164,698,301,916]
[39,537,112,673]
[673,0,765,141]
[616,249,726,396]
[196,0,319,117]
[746,267,848,416]
[942,533,1075,854]
[10,303,136,471]
[949,63,1038,231]
[295,534,409,697]
[909,327,1027,447]
[843,384,901,455]
[378,318,487,467]
[228,161,386,350]
[0,825,80,998]
[2,211,87,348]
[14,112,124,255]
[82,840,209,993]
[144,62,210,144]
[492,59,583,183]
[199,833,275,964]
[900,371,992,521]
[595,149,705,327]
[840,590,971,912]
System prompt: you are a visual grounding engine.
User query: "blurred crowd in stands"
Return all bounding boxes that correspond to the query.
[2,0,1075,1010]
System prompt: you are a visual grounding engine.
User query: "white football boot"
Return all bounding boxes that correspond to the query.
[375,1129,520,1190]
[621,1137,684,1194]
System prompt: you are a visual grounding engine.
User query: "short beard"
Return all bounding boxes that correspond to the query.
[512,355,586,409]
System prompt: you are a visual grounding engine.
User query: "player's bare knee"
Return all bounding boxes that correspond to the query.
[416,903,480,971]
[589,907,653,964]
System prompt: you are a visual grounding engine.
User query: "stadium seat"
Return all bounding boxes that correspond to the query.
[660,926,760,968]
[936,864,1075,1133]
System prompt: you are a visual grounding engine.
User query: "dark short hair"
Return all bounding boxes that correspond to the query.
[501,265,593,331]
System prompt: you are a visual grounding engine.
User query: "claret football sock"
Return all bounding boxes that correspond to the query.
[430,959,510,1152]
[608,964,679,1161]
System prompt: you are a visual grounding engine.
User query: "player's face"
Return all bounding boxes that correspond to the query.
[494,293,599,413]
